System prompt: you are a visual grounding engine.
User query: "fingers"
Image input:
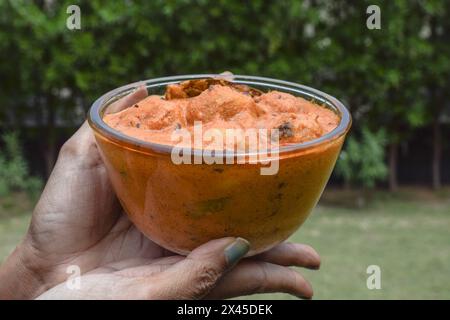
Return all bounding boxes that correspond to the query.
[105,85,148,114]
[204,242,319,299]
[148,237,250,299]
[254,242,321,270]
[217,71,234,81]
[206,260,314,300]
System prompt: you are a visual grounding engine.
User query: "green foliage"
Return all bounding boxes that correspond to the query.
[0,132,43,198]
[0,0,449,183]
[336,128,388,188]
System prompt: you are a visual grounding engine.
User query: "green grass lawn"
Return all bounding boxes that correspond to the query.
[0,193,32,260]
[1,189,449,299]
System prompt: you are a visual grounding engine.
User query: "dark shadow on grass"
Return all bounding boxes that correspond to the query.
[318,187,450,211]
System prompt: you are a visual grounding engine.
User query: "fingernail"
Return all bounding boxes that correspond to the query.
[224,237,250,267]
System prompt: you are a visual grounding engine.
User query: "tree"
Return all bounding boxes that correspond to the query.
[336,127,388,189]
[0,132,42,198]
[0,0,447,188]
[419,1,450,189]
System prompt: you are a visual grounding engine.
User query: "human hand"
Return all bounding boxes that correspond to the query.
[0,88,320,299]
[37,238,319,300]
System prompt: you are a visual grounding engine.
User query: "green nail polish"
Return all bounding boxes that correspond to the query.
[224,237,250,266]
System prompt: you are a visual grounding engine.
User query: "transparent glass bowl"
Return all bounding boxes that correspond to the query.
[88,75,351,255]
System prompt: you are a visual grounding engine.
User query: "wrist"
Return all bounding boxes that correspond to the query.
[0,240,48,300]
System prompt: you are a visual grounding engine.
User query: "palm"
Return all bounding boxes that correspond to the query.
[29,122,168,281]
[37,252,187,299]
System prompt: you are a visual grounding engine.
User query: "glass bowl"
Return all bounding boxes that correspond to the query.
[88,74,351,256]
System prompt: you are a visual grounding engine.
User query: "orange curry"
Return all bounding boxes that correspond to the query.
[95,79,344,255]
[103,80,339,148]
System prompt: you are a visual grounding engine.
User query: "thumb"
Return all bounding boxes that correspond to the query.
[153,237,250,299]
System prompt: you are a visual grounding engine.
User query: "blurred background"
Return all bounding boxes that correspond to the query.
[0,0,449,299]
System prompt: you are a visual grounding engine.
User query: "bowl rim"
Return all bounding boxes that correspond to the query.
[88,74,352,157]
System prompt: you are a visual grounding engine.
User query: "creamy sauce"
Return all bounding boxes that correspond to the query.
[104,83,340,147]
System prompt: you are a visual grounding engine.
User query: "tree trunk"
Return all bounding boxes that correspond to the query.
[432,114,442,190]
[388,143,398,191]
[343,180,351,191]
[44,136,56,177]
[429,15,444,190]
[44,99,56,177]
